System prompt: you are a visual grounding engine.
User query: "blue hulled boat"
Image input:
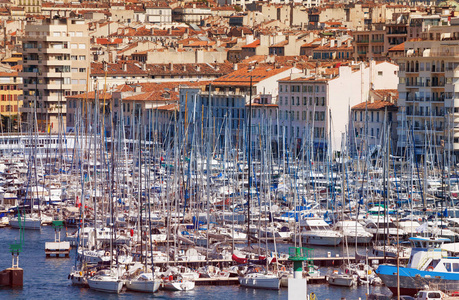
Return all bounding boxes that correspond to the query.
[376,236,459,296]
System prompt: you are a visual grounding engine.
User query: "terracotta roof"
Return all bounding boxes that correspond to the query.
[123,90,178,102]
[388,42,405,52]
[154,103,179,111]
[351,100,397,110]
[241,40,260,48]
[91,61,148,76]
[269,40,289,48]
[214,65,292,87]
[66,91,112,100]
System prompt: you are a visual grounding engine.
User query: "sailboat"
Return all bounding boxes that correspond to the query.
[125,122,160,294]
[87,269,124,293]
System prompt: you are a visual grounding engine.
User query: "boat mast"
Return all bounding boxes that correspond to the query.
[247,76,252,248]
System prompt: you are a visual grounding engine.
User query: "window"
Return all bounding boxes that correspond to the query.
[296,97,299,105]
[302,111,306,120]
[71,79,78,84]
[69,31,75,37]
[53,31,60,37]
[378,71,383,76]
[376,112,379,122]
[78,44,86,49]
[296,111,299,120]
[79,68,86,73]
[71,55,77,60]
[76,31,83,37]
[303,97,307,105]
[79,55,86,60]
[71,68,78,73]
[70,43,77,49]
[80,79,86,85]
[279,97,282,105]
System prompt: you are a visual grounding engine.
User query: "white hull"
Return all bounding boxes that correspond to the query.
[9,218,41,230]
[126,280,160,293]
[69,272,87,286]
[327,274,355,287]
[239,276,280,290]
[88,276,123,293]
[300,234,342,246]
[161,280,195,291]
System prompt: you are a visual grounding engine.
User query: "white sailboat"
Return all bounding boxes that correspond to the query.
[87,271,124,293]
[238,272,280,290]
[125,272,160,293]
[9,213,41,230]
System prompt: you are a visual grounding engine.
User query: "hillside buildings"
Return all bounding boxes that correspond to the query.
[20,17,90,133]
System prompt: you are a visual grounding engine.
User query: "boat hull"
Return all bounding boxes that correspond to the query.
[376,264,459,296]
[125,280,160,293]
[88,277,123,293]
[238,277,280,290]
[161,280,195,291]
[300,234,342,246]
[327,275,355,287]
[9,218,41,230]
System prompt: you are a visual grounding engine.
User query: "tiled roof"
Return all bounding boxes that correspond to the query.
[352,100,397,111]
[388,42,405,52]
[66,91,112,100]
[154,103,179,111]
[91,61,148,76]
[214,65,292,87]
[241,40,260,48]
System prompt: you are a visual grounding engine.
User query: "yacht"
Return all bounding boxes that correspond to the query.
[297,218,342,246]
[335,220,373,244]
[376,236,459,296]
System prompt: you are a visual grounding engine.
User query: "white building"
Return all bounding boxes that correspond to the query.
[277,61,399,154]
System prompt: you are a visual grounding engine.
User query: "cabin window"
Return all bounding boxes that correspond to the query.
[453,263,459,272]
[445,263,452,272]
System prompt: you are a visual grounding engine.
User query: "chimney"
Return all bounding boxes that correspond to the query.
[103,62,108,72]
[196,65,200,72]
[337,39,342,48]
[233,63,238,71]
[169,62,173,71]
[183,65,186,71]
[142,62,146,70]
[123,63,127,72]
[330,39,335,48]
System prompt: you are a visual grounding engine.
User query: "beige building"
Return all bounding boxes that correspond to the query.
[14,0,41,14]
[20,17,90,133]
[396,18,459,158]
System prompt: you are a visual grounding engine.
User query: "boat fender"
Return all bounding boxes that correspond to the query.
[79,271,83,276]
[105,251,110,256]
[427,266,434,271]
[310,292,316,300]
[280,266,286,272]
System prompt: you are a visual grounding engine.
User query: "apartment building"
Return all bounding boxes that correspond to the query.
[396,18,459,159]
[179,65,301,149]
[20,17,90,133]
[277,61,398,153]
[0,71,22,131]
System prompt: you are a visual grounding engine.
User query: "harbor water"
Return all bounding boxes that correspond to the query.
[0,226,391,299]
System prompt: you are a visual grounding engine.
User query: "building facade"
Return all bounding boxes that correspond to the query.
[20,17,90,133]
[396,19,459,159]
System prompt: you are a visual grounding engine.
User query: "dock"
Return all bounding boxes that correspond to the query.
[45,242,71,258]
[193,277,239,286]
